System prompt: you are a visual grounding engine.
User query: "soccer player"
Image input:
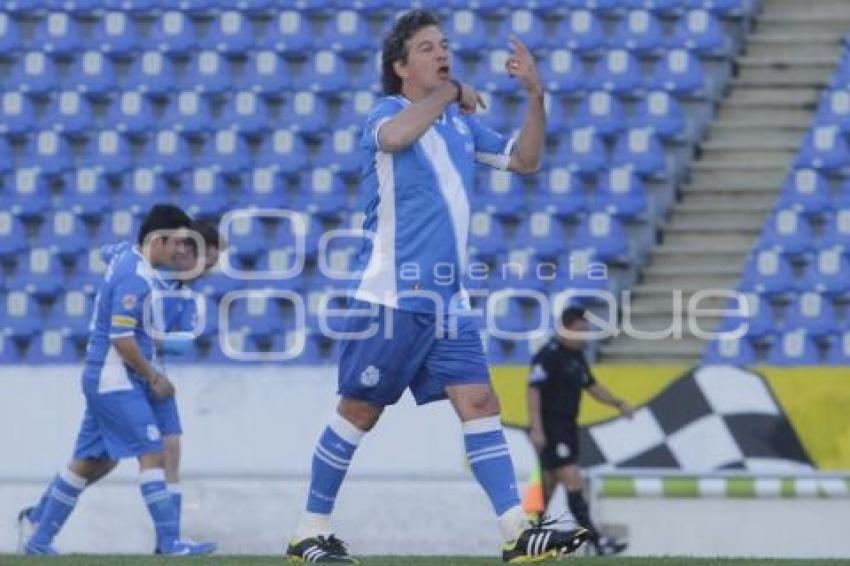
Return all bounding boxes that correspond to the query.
[18,205,215,556]
[527,307,633,556]
[286,10,588,563]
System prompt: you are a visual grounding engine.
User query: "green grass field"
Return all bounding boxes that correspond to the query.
[2,557,848,566]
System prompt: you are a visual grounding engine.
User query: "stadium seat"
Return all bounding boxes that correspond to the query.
[41,90,94,135]
[1,291,40,339]
[46,210,89,262]
[219,91,271,135]
[324,10,373,55]
[795,125,850,174]
[757,209,814,258]
[7,167,51,219]
[783,292,839,338]
[52,290,93,342]
[0,330,23,364]
[468,211,506,259]
[226,213,272,263]
[161,91,214,136]
[555,127,608,176]
[336,90,375,130]
[123,51,177,96]
[766,330,821,365]
[66,51,117,96]
[204,10,254,53]
[149,11,197,54]
[670,9,730,56]
[23,330,80,363]
[573,212,632,263]
[183,51,232,94]
[281,91,330,134]
[107,91,156,135]
[721,291,776,341]
[0,91,36,134]
[178,167,232,219]
[531,168,583,220]
[31,12,82,56]
[493,249,549,293]
[303,50,348,93]
[245,50,291,95]
[815,89,850,132]
[647,49,706,98]
[299,167,349,218]
[558,10,606,53]
[593,167,649,220]
[612,10,666,53]
[475,169,526,218]
[611,128,667,179]
[0,211,28,262]
[0,12,22,53]
[550,247,611,295]
[200,130,251,175]
[244,167,287,209]
[92,209,140,249]
[446,10,486,54]
[573,91,627,138]
[629,91,687,141]
[685,0,756,17]
[143,130,190,175]
[255,129,309,174]
[84,130,133,175]
[739,249,795,298]
[23,130,72,175]
[591,49,644,95]
[316,128,362,177]
[777,169,831,217]
[799,249,850,297]
[479,50,518,93]
[540,50,587,94]
[0,137,12,173]
[63,167,112,219]
[498,10,546,51]
[16,247,65,299]
[11,51,59,94]
[825,331,850,365]
[703,336,757,366]
[226,295,284,340]
[123,167,172,211]
[514,212,566,260]
[92,11,138,56]
[818,207,850,251]
[258,10,313,54]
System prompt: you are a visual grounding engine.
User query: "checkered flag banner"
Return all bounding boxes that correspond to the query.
[578,365,813,472]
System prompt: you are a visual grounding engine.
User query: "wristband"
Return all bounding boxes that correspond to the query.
[451,79,463,103]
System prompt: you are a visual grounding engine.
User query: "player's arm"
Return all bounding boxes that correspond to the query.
[526,364,548,452]
[505,36,545,174]
[587,383,634,418]
[112,336,172,395]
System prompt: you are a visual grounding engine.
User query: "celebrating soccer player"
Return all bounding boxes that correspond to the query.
[287,10,588,564]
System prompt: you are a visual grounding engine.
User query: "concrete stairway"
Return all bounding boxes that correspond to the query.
[599,0,850,364]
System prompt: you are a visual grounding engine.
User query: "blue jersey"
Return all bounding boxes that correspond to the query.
[85,245,169,392]
[352,95,515,314]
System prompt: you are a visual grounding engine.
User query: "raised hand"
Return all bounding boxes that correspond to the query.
[506,35,543,98]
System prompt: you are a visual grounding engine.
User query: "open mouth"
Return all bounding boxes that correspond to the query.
[437,65,450,78]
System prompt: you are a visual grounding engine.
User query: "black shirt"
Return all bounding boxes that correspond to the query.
[528,338,596,424]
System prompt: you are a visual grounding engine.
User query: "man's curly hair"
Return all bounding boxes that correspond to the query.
[381,9,440,95]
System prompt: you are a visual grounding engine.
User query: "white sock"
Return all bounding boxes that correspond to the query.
[295,512,332,541]
[498,505,530,543]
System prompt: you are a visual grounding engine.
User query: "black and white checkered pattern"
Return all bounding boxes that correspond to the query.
[578,365,813,471]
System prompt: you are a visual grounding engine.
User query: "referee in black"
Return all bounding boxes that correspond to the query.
[527,306,633,556]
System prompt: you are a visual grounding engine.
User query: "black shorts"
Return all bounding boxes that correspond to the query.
[539,422,580,470]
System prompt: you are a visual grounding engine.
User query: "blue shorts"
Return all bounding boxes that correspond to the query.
[151,395,182,437]
[337,301,491,407]
[73,375,164,460]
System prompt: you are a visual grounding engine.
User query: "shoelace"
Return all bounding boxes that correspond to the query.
[530,511,569,530]
[318,534,349,555]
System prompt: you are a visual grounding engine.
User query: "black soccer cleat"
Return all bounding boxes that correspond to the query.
[287,535,360,564]
[593,535,628,556]
[502,525,589,563]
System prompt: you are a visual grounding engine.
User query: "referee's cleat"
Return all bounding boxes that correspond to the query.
[16,507,36,554]
[159,539,217,556]
[502,525,589,563]
[287,534,360,563]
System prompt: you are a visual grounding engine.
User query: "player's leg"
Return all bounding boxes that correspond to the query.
[555,465,626,556]
[162,434,182,533]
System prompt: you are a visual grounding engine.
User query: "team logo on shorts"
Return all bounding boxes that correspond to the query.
[147,425,161,442]
[122,294,137,310]
[556,443,571,458]
[360,365,380,388]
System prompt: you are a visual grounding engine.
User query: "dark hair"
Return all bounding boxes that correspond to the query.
[560,306,586,328]
[186,221,224,254]
[137,204,193,246]
[381,9,440,95]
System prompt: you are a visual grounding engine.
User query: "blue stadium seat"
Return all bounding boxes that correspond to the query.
[46,210,89,262]
[685,0,757,17]
[66,51,117,96]
[1,291,41,339]
[499,10,546,51]
[204,10,254,53]
[468,211,506,259]
[91,11,138,56]
[23,130,72,175]
[161,91,213,135]
[258,10,313,55]
[245,50,291,95]
[16,247,64,299]
[573,91,627,138]
[84,130,133,174]
[245,167,288,208]
[558,10,606,53]
[723,291,775,341]
[103,0,159,10]
[317,128,362,177]
[819,208,850,251]
[593,167,649,220]
[573,212,632,263]
[92,209,140,249]
[324,10,373,55]
[200,130,251,175]
[0,91,35,134]
[282,91,329,134]
[52,290,93,342]
[123,167,172,211]
[0,330,23,364]
[183,51,231,94]
[477,92,511,133]
[536,167,587,219]
[219,91,271,134]
[479,50,518,93]
[123,51,177,96]
[7,168,51,218]
[795,125,850,174]
[178,167,232,219]
[11,51,59,94]
[0,12,22,53]
[492,249,549,293]
[255,129,309,174]
[540,49,587,94]
[31,12,82,55]
[475,168,526,218]
[777,169,831,217]
[226,295,284,340]
[739,249,795,298]
[63,167,112,219]
[783,292,839,338]
[0,137,12,173]
[336,90,376,129]
[0,211,28,262]
[766,330,820,365]
[107,91,156,135]
[703,336,756,366]
[226,213,271,263]
[514,212,566,260]
[611,128,667,179]
[671,9,730,56]
[447,10,487,54]
[591,49,644,95]
[299,167,349,219]
[149,11,197,54]
[551,247,611,294]
[825,331,850,365]
[758,209,814,258]
[556,127,608,176]
[142,130,189,175]
[629,90,687,141]
[647,49,706,98]
[24,330,80,363]
[799,249,850,297]
[815,89,850,132]
[612,10,666,53]
[41,90,94,134]
[561,0,620,10]
[303,50,348,93]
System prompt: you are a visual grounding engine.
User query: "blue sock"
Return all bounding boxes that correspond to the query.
[169,486,182,539]
[464,416,522,516]
[140,469,179,551]
[28,470,87,548]
[305,414,364,516]
[29,475,58,523]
